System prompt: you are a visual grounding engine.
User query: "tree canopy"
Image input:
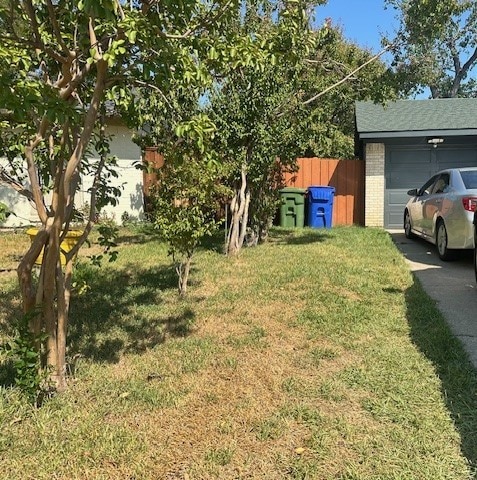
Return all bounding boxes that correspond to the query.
[386,0,477,98]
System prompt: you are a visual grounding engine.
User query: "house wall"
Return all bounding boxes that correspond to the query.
[79,124,143,223]
[0,167,37,227]
[364,143,385,227]
[1,124,143,228]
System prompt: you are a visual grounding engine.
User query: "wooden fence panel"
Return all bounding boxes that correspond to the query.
[284,158,365,226]
[143,147,164,216]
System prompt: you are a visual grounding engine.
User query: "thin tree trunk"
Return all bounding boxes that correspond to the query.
[238,189,250,248]
[226,194,240,255]
[43,220,61,385]
[18,229,48,314]
[226,163,249,256]
[177,254,193,297]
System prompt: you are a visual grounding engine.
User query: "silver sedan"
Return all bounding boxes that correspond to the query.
[404,167,477,260]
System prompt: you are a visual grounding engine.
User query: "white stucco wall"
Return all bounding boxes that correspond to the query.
[0,124,143,228]
[78,124,143,223]
[0,167,37,227]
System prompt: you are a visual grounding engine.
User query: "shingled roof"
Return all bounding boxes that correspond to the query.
[355,98,477,138]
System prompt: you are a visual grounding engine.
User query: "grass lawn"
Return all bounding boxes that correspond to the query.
[1,225,477,479]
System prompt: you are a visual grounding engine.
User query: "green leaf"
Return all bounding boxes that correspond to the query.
[127,30,137,44]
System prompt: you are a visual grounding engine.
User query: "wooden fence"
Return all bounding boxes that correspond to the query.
[142,147,164,216]
[284,158,365,226]
[142,151,365,226]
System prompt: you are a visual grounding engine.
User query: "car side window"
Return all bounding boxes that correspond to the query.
[432,174,450,194]
[418,176,438,196]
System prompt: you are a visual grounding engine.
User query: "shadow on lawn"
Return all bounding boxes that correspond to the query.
[0,281,23,388]
[405,280,477,470]
[268,227,329,246]
[68,261,197,363]
[0,280,22,336]
[0,261,196,385]
[115,223,162,246]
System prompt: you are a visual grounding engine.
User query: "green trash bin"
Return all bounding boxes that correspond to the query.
[279,187,306,228]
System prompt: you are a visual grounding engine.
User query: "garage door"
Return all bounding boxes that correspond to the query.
[384,146,477,228]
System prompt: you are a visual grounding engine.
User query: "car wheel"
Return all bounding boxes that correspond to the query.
[436,221,454,261]
[404,210,414,239]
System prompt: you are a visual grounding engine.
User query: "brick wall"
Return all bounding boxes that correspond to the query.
[364,143,385,227]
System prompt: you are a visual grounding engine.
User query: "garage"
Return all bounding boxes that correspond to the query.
[355,98,477,228]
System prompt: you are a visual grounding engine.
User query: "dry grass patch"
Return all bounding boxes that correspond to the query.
[0,230,29,278]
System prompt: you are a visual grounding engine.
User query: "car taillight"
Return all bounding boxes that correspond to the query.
[462,197,477,212]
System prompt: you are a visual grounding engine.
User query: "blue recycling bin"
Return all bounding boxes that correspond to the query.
[307,186,335,228]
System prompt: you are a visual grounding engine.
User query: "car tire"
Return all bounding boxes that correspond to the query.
[404,210,414,239]
[436,221,454,261]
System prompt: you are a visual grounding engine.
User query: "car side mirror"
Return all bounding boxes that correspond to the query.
[407,188,418,196]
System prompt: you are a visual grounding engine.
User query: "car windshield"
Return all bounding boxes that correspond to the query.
[460,170,477,189]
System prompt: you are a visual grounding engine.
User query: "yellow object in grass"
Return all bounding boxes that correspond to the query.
[26,228,83,266]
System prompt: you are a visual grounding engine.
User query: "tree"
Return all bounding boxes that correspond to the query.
[0,0,268,391]
[209,1,324,255]
[152,154,230,297]
[211,62,306,253]
[137,88,230,297]
[210,11,393,255]
[299,25,396,158]
[386,0,477,98]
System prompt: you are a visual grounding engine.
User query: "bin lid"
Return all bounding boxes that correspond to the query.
[308,185,335,190]
[279,187,307,194]
[308,185,335,201]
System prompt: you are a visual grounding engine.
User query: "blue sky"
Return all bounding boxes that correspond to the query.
[313,0,398,54]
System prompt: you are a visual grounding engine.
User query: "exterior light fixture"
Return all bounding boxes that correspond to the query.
[427,138,444,148]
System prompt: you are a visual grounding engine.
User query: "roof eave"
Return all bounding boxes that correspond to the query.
[358,128,477,139]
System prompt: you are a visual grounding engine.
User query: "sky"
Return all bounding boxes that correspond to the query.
[313,0,398,54]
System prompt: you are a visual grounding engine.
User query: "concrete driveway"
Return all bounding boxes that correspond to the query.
[389,231,477,368]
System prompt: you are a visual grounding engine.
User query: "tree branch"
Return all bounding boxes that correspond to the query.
[89,17,103,60]
[303,44,394,106]
[24,116,51,223]
[45,0,70,56]
[23,0,41,46]
[59,62,91,100]
[23,0,68,63]
[132,79,176,112]
[455,45,477,86]
[156,0,234,39]
[115,0,126,21]
[63,60,107,188]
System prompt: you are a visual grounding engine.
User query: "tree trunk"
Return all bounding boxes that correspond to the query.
[226,163,250,256]
[16,60,108,392]
[56,259,73,391]
[42,220,62,387]
[176,253,193,297]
